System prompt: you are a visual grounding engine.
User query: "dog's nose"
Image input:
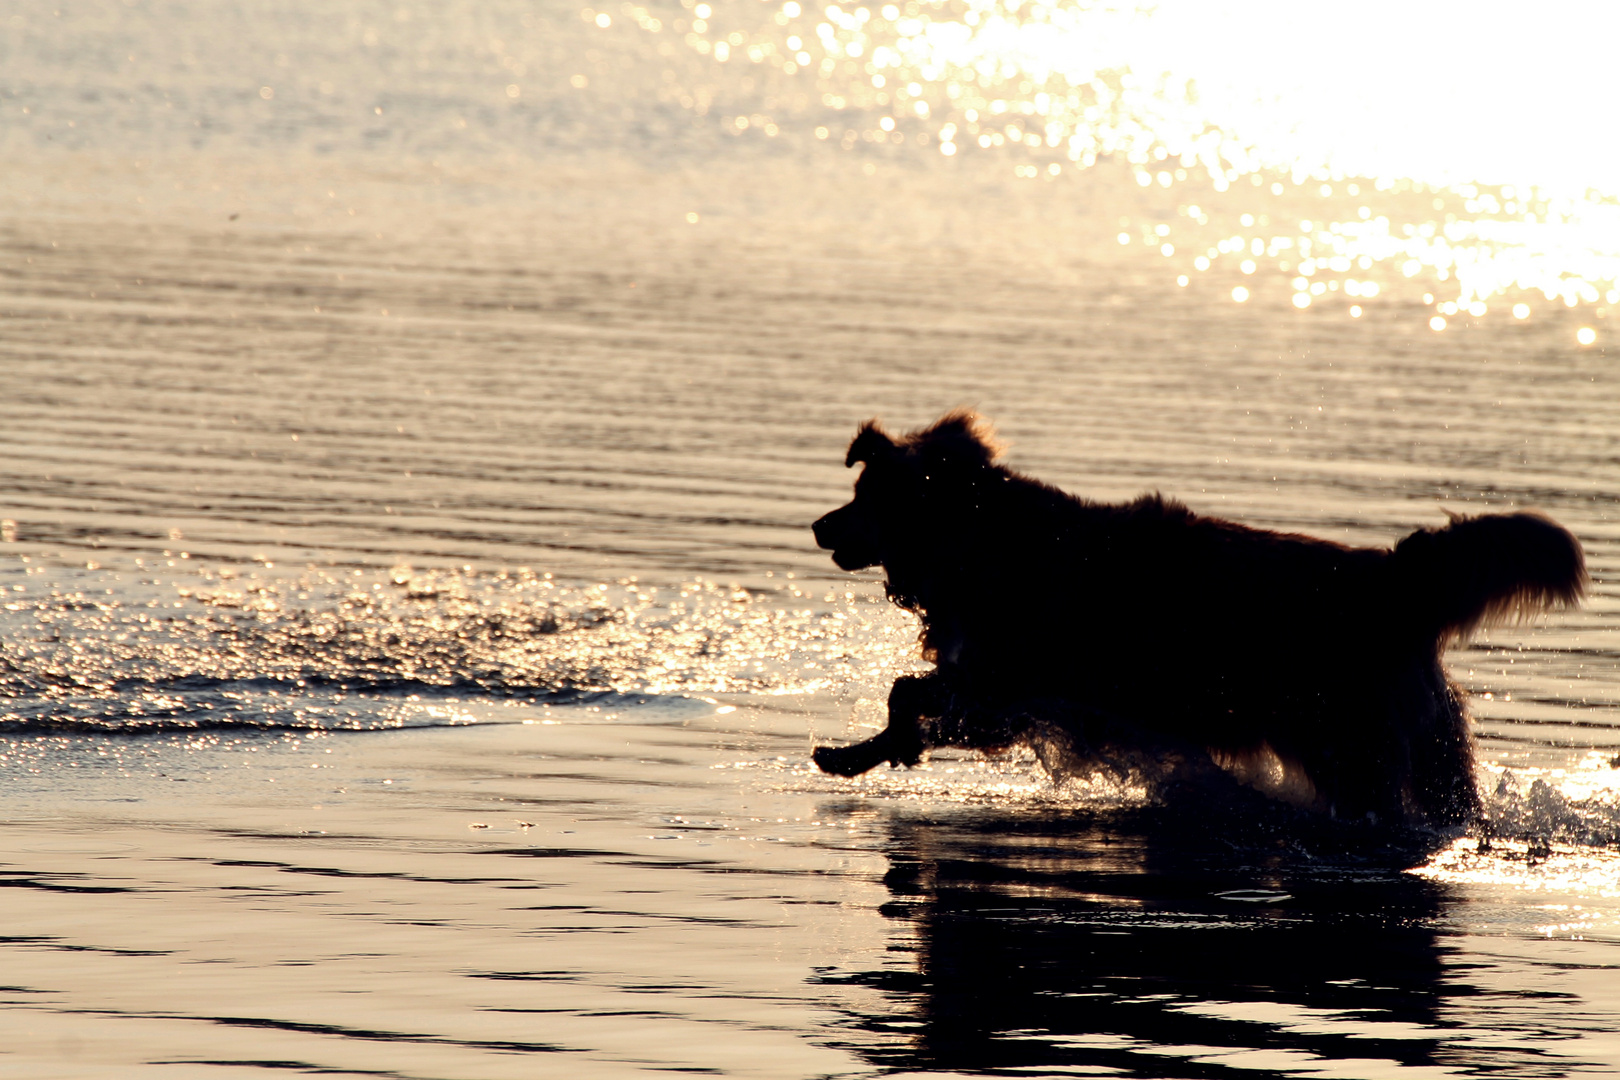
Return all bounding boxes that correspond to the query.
[812,513,835,549]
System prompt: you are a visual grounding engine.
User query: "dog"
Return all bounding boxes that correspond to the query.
[810,411,1586,826]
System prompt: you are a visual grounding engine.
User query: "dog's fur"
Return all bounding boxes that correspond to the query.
[810,412,1586,826]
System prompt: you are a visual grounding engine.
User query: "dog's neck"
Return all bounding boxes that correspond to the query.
[884,570,969,668]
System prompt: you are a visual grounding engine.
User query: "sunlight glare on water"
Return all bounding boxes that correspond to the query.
[0,563,923,734]
[619,0,1620,324]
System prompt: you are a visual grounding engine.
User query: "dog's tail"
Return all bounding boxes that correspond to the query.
[1392,511,1586,641]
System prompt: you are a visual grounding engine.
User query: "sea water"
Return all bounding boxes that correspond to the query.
[3,0,1620,1075]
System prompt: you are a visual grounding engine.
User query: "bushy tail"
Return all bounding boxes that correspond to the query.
[1392,511,1587,641]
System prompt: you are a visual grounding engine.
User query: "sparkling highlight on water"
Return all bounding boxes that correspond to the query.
[600,0,1620,325]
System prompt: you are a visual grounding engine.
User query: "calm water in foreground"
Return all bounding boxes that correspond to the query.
[4,0,1620,1076]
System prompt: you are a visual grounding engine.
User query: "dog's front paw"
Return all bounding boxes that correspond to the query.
[814,725,926,776]
[813,742,881,776]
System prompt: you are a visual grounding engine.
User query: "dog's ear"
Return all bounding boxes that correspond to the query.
[914,410,1004,467]
[845,421,898,468]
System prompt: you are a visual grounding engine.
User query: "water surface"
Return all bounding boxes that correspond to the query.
[3,0,1620,1075]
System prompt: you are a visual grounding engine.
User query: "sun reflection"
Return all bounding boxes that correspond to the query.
[596,0,1620,323]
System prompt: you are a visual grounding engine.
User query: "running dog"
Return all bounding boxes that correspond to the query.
[810,412,1585,826]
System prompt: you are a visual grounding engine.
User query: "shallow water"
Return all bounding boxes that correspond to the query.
[4,0,1620,1076]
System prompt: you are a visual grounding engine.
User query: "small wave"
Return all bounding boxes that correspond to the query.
[0,680,653,737]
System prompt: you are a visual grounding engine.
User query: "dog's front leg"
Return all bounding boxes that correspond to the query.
[812,673,946,776]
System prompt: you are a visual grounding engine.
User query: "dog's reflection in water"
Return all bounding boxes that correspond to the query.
[816,806,1587,1078]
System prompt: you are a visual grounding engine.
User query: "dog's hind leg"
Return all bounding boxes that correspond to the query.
[812,673,945,776]
[1402,674,1482,826]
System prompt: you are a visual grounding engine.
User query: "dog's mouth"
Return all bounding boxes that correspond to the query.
[814,508,881,571]
[829,547,878,571]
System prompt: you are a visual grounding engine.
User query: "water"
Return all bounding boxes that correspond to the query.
[3,0,1620,1075]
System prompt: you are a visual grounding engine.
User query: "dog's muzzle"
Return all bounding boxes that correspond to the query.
[813,506,879,570]
[811,512,840,550]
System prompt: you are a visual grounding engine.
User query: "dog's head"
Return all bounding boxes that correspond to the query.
[812,411,1004,574]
